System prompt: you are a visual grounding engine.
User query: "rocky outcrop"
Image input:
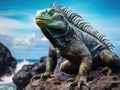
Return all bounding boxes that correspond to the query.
[13,55,120,90]
[24,70,120,90]
[0,43,17,79]
[13,57,74,90]
[13,56,46,90]
[23,68,120,90]
[24,57,120,90]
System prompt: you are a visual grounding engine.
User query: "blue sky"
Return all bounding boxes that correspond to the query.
[0,0,120,59]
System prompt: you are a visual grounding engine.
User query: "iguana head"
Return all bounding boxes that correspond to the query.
[35,7,67,37]
[35,4,73,47]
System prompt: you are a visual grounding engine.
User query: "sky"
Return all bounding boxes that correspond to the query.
[0,0,120,59]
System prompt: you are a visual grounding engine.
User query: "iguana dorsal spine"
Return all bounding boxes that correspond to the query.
[50,3,113,48]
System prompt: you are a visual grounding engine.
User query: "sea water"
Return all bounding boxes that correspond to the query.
[0,59,38,90]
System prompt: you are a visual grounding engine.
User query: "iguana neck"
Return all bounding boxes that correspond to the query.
[41,24,75,48]
[55,26,75,48]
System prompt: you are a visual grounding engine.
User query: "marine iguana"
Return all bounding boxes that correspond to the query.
[34,3,120,89]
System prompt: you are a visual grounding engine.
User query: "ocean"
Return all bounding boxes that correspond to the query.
[0,59,39,90]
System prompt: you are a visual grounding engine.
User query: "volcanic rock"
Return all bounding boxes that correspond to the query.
[13,56,46,90]
[0,43,17,78]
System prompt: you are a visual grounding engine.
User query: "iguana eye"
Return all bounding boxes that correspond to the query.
[48,11,53,16]
[48,9,58,16]
[41,12,48,16]
[48,10,54,16]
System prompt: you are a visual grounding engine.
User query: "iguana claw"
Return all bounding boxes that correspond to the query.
[31,71,55,81]
[68,76,90,90]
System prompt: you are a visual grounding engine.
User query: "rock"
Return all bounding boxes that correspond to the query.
[24,70,120,90]
[13,56,73,90]
[13,56,46,90]
[14,56,120,90]
[24,57,120,90]
[0,43,17,78]
[90,74,120,90]
[24,78,69,90]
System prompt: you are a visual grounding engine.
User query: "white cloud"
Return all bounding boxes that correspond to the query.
[13,31,50,49]
[0,10,29,17]
[0,31,50,59]
[0,34,13,47]
[0,16,37,36]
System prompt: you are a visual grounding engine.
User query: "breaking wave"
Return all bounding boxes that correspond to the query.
[0,59,33,90]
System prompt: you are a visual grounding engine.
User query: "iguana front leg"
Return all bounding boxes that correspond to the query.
[69,56,92,90]
[32,45,57,81]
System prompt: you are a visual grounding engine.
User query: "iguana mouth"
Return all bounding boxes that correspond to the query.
[35,17,51,25]
[35,17,51,20]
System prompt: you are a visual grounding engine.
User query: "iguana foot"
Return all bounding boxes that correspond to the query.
[31,71,55,81]
[99,66,111,75]
[68,76,90,90]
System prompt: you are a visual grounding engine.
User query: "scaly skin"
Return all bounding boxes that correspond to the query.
[33,4,120,89]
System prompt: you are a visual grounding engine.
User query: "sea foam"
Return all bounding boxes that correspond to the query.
[0,59,33,84]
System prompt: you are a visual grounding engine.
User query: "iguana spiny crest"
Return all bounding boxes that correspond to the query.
[50,3,113,48]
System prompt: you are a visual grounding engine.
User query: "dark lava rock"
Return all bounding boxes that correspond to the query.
[13,56,73,90]
[14,56,120,90]
[13,56,46,90]
[24,57,120,90]
[24,70,120,90]
[0,43,17,78]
